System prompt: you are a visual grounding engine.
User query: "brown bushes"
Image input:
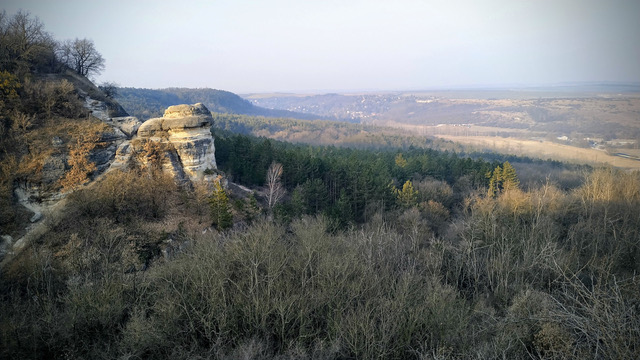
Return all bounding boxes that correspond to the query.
[67,168,177,222]
[2,167,640,359]
[128,217,477,359]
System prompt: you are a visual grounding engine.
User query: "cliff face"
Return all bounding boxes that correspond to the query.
[3,102,218,259]
[119,103,217,182]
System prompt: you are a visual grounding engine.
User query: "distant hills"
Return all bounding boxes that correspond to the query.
[115,87,326,120]
[114,85,640,143]
[244,85,640,140]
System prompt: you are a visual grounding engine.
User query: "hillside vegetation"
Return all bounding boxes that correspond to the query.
[0,11,124,236]
[2,144,639,358]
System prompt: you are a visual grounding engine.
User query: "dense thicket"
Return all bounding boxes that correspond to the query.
[2,165,639,359]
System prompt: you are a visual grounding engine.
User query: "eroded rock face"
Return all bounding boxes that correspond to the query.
[135,103,217,182]
[109,116,142,138]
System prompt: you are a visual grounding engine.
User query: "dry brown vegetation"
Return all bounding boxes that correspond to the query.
[435,135,640,169]
[0,77,109,234]
[1,167,639,359]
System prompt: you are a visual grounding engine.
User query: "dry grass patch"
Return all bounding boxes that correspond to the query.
[435,135,640,169]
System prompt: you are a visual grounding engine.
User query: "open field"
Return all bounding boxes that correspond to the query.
[383,121,544,138]
[435,134,640,169]
[614,148,640,157]
[377,120,640,169]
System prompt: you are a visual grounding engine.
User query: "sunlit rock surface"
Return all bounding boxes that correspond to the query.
[135,103,217,181]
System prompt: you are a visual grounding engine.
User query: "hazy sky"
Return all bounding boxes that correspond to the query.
[4,0,640,93]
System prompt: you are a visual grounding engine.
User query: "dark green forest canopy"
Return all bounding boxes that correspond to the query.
[211,112,588,190]
[212,127,498,224]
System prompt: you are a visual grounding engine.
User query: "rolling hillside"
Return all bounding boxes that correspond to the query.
[115,87,325,120]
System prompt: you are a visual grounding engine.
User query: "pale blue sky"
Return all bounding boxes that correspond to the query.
[4,0,640,93]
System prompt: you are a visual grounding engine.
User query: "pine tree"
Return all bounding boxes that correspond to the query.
[243,192,261,223]
[395,153,408,168]
[209,179,233,230]
[334,189,354,225]
[501,161,520,190]
[290,186,306,217]
[394,180,418,207]
[487,165,502,197]
[487,162,519,197]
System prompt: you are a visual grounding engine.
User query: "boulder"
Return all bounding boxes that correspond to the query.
[138,103,212,136]
[90,142,120,174]
[109,142,132,170]
[164,103,211,118]
[41,153,67,185]
[137,118,163,137]
[110,116,142,137]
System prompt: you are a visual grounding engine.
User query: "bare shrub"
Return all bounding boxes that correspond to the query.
[396,207,431,251]
[549,269,640,359]
[568,168,640,273]
[533,321,575,359]
[67,168,177,222]
[577,167,640,205]
[10,110,33,133]
[21,78,83,119]
[419,200,450,235]
[0,155,18,230]
[415,177,454,207]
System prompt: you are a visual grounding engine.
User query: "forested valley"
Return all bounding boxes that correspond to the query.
[1,10,640,360]
[4,119,640,358]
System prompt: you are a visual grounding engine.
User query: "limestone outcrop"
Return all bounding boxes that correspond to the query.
[130,103,217,182]
[108,116,142,138]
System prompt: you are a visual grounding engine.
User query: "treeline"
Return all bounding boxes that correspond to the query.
[213,129,497,225]
[115,87,322,120]
[212,113,592,191]
[212,112,467,151]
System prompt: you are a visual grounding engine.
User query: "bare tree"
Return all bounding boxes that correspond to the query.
[0,10,56,73]
[99,81,118,98]
[266,162,285,209]
[58,38,104,77]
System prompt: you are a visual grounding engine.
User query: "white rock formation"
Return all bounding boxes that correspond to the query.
[136,103,217,181]
[109,116,142,138]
